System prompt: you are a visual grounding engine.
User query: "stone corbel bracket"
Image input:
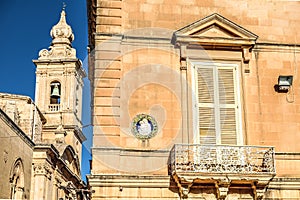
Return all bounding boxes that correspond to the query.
[252,181,269,200]
[172,175,192,199]
[180,184,192,199]
[179,44,187,70]
[216,181,230,200]
[242,46,253,73]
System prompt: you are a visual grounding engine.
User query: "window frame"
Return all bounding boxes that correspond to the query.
[190,60,243,145]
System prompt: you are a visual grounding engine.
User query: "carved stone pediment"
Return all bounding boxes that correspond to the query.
[173,13,258,69]
[173,13,258,48]
[196,25,235,38]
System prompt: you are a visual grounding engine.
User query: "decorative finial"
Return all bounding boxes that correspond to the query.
[62,2,66,11]
[49,6,74,44]
[38,5,76,60]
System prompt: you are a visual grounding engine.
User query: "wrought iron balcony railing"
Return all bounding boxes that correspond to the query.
[169,144,275,175]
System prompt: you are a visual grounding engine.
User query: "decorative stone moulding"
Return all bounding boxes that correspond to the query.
[173,13,258,73]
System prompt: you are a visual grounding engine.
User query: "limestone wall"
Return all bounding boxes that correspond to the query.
[88,0,300,199]
[94,0,300,44]
[0,109,34,199]
[0,93,44,142]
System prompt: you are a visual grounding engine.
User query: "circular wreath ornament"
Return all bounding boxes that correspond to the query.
[131,114,158,140]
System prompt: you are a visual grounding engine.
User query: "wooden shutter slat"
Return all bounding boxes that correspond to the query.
[197,67,216,145]
[198,68,214,104]
[218,68,235,105]
[220,101,237,144]
[199,107,216,145]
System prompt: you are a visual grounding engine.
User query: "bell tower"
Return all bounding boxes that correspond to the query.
[33,9,86,158]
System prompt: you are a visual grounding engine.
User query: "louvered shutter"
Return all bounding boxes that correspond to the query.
[196,63,239,145]
[197,67,216,145]
[218,67,237,145]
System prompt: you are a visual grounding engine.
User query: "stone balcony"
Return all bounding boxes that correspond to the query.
[169,144,276,199]
[48,104,60,112]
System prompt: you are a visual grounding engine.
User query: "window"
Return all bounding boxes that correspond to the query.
[10,159,24,200]
[192,62,242,145]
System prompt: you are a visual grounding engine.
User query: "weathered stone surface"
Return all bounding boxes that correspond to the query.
[87,1,300,199]
[0,8,87,200]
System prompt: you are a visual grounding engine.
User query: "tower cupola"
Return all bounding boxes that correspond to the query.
[38,9,78,60]
[50,10,74,46]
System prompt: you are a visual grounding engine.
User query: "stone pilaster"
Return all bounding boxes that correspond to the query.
[31,162,53,200]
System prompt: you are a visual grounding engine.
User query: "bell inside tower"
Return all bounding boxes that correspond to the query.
[50,82,61,104]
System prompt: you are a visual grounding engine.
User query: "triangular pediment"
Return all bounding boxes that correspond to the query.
[173,13,258,46]
[190,24,240,38]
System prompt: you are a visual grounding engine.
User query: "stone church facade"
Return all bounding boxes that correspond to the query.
[0,9,88,200]
[86,0,300,199]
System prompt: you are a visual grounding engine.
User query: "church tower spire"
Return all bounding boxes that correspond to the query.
[39,9,76,59]
[33,8,86,160]
[50,9,74,45]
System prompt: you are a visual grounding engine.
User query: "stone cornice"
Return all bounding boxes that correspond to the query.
[33,58,86,78]
[94,32,173,45]
[87,174,171,187]
[34,144,59,157]
[269,178,300,190]
[0,92,32,102]
[37,124,87,144]
[253,42,300,53]
[91,146,170,153]
[33,58,81,65]
[33,143,85,188]
[57,156,85,188]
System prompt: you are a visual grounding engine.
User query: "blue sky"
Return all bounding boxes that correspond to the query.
[0,0,91,182]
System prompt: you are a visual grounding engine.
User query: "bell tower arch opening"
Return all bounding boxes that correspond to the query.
[50,81,61,104]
